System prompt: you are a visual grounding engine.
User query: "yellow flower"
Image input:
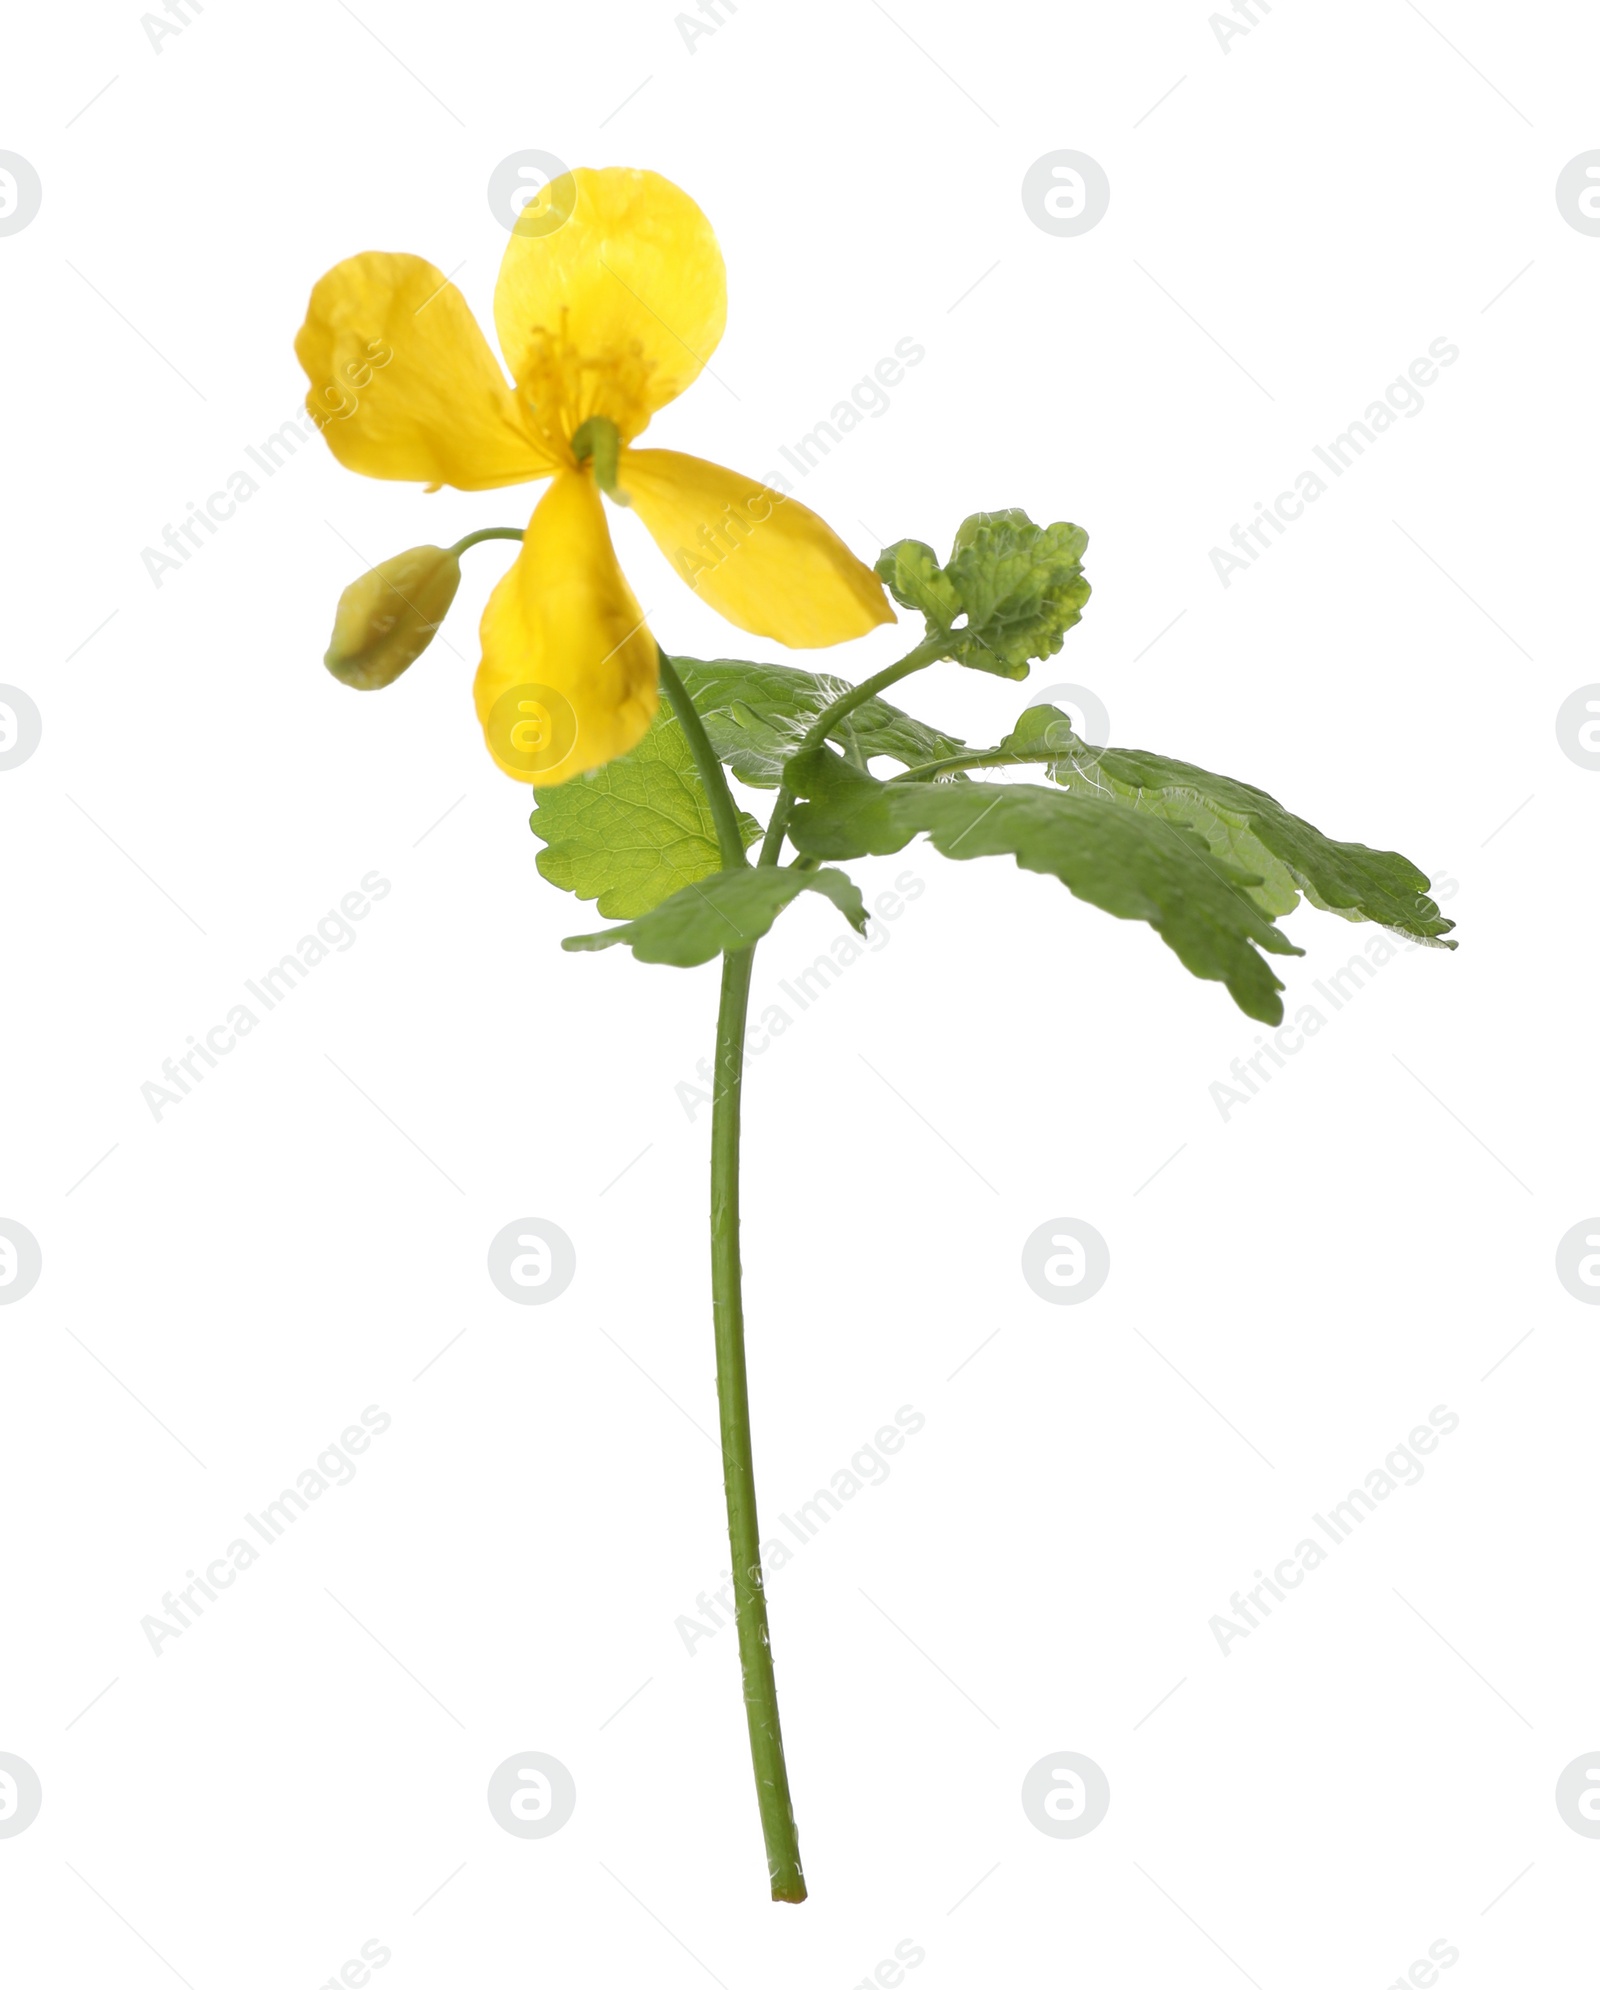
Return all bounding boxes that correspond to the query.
[295,167,894,784]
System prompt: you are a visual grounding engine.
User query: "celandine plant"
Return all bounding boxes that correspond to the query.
[296,166,1455,1903]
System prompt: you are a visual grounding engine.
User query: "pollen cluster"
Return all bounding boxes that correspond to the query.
[517,314,657,460]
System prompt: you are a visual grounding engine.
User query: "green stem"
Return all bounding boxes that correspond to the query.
[888,744,1074,783]
[459,546,928,1896]
[666,637,954,1898]
[657,652,749,869]
[757,635,948,868]
[659,646,802,1896]
[710,943,806,1902]
[448,525,526,556]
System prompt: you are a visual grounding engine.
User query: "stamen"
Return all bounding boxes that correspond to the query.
[517,317,659,467]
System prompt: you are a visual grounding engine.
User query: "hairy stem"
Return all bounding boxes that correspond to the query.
[887,744,1076,782]
[757,635,947,867]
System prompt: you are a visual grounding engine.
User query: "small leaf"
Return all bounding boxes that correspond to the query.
[529,706,761,919]
[871,540,962,628]
[876,511,1090,679]
[564,865,867,967]
[1017,710,1456,943]
[671,655,964,787]
[998,703,1078,755]
[786,750,1300,1023]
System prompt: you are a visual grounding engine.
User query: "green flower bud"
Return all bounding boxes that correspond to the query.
[950,507,1034,555]
[324,545,462,690]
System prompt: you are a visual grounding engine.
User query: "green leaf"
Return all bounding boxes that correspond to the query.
[998,703,1079,756]
[786,750,1302,1023]
[563,865,867,968]
[875,510,1091,679]
[670,655,965,788]
[1012,708,1456,943]
[871,540,963,628]
[528,706,762,919]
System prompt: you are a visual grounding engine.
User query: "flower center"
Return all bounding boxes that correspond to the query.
[517,313,655,464]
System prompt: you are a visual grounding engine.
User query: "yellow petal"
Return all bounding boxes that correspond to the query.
[295,253,554,489]
[619,450,895,647]
[493,168,727,448]
[474,471,659,786]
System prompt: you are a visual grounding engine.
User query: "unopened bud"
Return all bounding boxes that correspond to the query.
[324,545,462,689]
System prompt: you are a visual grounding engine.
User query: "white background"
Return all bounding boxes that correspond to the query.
[4,1,1598,1983]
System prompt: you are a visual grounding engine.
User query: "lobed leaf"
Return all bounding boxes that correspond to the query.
[563,864,868,968]
[786,749,1301,1022]
[1009,707,1456,943]
[529,705,762,919]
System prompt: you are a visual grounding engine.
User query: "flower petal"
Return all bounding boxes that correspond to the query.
[295,253,553,489]
[474,471,659,786]
[619,450,895,646]
[493,168,726,446]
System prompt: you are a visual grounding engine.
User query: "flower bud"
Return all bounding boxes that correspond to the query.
[324,545,462,689]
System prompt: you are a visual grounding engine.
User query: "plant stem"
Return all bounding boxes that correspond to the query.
[658,651,750,869]
[658,645,801,1895]
[887,744,1076,782]
[757,635,947,867]
[447,525,527,556]
[667,637,949,1898]
[710,941,806,1902]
